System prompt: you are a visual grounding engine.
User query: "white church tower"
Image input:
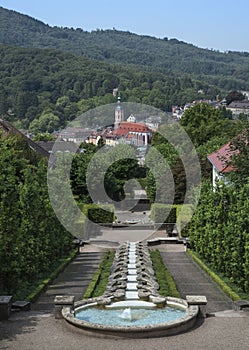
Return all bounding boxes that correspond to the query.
[114,96,124,129]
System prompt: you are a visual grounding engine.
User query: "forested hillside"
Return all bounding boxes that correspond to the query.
[0,45,220,131]
[1,6,249,91]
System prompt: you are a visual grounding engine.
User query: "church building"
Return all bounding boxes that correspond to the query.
[87,97,153,146]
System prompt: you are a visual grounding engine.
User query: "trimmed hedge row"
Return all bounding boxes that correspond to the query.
[26,248,78,302]
[187,249,241,301]
[83,204,115,224]
[187,181,249,293]
[83,251,115,298]
[0,136,75,299]
[150,204,176,224]
[176,204,193,237]
[150,203,193,236]
[77,203,115,239]
[150,249,180,298]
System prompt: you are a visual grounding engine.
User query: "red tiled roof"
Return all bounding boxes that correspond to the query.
[207,142,237,173]
[113,122,151,136]
[113,128,128,137]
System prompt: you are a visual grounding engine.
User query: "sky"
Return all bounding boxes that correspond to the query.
[1,0,249,52]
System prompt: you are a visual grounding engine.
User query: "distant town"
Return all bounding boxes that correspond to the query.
[58,91,249,149]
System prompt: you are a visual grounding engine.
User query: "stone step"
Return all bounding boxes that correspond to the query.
[125,291,139,300]
[126,282,138,291]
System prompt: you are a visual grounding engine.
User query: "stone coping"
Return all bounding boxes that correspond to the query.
[186,295,207,305]
[147,237,180,246]
[0,296,12,304]
[54,295,75,305]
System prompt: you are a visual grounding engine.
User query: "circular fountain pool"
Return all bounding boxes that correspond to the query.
[62,297,198,338]
[75,305,186,327]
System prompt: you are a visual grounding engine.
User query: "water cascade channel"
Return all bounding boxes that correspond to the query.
[62,241,200,337]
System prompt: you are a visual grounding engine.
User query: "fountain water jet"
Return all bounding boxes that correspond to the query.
[119,307,132,321]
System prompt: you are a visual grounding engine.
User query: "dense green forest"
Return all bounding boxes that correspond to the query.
[1,6,249,92]
[0,45,221,131]
[1,7,249,133]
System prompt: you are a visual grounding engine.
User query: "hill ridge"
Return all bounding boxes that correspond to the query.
[1,5,249,81]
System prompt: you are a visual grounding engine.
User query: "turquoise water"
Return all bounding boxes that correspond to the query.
[75,306,186,327]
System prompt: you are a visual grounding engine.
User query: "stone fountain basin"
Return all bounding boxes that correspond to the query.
[62,297,198,338]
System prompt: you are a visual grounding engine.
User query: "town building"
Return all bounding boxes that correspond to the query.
[36,140,79,154]
[112,121,151,146]
[59,127,94,145]
[226,100,249,118]
[207,141,237,188]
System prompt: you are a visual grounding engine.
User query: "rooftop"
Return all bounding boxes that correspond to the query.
[207,142,237,173]
[228,100,249,109]
[113,122,151,137]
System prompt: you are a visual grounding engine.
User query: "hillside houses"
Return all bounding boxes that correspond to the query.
[226,100,249,118]
[172,99,225,120]
[86,121,152,147]
[173,97,249,120]
[59,127,94,145]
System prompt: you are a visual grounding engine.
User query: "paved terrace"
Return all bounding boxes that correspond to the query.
[0,242,248,350]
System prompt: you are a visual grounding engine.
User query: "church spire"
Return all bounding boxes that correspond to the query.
[114,96,124,129]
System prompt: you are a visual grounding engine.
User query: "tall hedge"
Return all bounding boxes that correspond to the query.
[176,204,193,237]
[78,203,115,224]
[76,203,115,240]
[0,135,74,299]
[188,180,249,293]
[150,203,194,236]
[150,204,177,223]
[83,204,115,224]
